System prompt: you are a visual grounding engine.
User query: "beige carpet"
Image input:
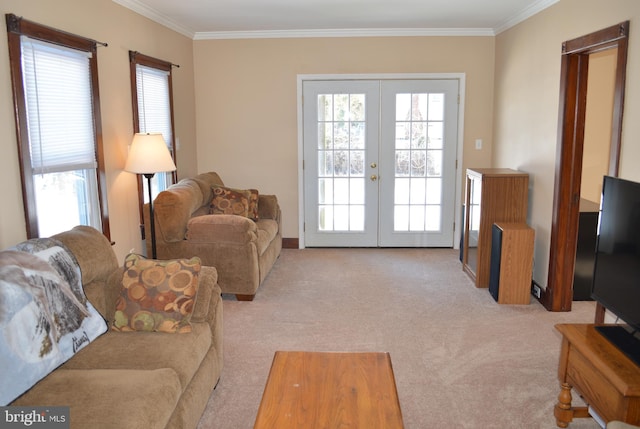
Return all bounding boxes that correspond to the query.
[197,248,602,429]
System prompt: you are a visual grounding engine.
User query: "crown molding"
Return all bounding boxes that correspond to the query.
[114,0,558,41]
[112,0,195,39]
[194,27,495,40]
[494,0,560,34]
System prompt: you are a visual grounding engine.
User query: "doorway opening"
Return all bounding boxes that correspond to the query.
[543,22,629,313]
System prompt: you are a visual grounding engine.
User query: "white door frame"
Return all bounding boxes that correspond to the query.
[297,73,466,249]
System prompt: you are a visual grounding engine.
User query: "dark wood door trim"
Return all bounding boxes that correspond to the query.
[543,21,628,312]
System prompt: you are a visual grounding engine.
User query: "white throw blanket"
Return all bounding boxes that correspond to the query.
[0,238,107,405]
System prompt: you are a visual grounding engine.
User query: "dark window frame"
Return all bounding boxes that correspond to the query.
[5,13,110,240]
[129,51,178,232]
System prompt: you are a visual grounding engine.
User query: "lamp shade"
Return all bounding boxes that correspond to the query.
[124,133,176,174]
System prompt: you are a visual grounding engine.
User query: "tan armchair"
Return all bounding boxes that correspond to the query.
[144,172,282,301]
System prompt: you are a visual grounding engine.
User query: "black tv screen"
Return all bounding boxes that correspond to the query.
[591,176,640,333]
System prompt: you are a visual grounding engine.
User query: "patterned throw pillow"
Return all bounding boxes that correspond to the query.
[248,189,259,221]
[210,185,251,217]
[113,254,200,334]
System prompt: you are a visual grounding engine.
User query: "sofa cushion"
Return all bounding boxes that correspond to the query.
[196,171,224,189]
[11,368,181,429]
[61,322,212,390]
[193,172,224,203]
[113,254,200,334]
[210,185,251,217]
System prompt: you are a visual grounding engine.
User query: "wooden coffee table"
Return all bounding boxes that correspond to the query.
[254,351,404,428]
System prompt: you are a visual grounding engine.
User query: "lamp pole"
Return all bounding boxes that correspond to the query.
[144,173,158,259]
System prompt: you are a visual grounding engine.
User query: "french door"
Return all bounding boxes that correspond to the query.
[303,78,459,247]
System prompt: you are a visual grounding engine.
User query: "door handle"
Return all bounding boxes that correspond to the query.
[370,175,378,181]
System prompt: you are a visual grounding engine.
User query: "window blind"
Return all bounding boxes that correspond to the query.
[21,36,97,174]
[136,64,173,148]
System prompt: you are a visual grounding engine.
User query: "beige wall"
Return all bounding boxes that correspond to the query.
[193,36,495,240]
[494,0,640,289]
[0,0,197,261]
[581,48,616,204]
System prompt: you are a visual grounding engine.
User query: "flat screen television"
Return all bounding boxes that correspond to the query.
[591,175,640,366]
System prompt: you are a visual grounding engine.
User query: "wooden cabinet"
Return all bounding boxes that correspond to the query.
[554,324,640,427]
[462,168,529,288]
[489,222,535,304]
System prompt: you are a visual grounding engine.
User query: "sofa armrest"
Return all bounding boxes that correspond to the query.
[153,179,206,242]
[258,194,280,220]
[186,214,258,244]
[191,266,221,326]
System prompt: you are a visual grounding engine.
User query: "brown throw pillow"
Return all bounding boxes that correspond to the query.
[113,254,200,334]
[210,185,251,217]
[248,188,259,221]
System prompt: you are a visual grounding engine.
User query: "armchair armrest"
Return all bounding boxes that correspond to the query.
[186,214,258,244]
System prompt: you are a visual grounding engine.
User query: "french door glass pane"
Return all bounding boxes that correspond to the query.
[428,122,443,148]
[426,178,442,204]
[334,205,349,230]
[334,178,349,204]
[350,122,365,148]
[425,206,441,231]
[393,92,445,232]
[316,93,366,231]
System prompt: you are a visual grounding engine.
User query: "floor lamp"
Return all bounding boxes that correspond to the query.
[124,133,176,259]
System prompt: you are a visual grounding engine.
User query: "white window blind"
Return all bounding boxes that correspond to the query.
[135,63,174,201]
[136,64,172,148]
[21,36,97,174]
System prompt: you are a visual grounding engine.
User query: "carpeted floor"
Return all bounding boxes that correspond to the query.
[197,248,602,429]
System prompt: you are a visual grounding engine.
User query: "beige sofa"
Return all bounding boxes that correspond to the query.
[9,226,223,429]
[146,172,282,301]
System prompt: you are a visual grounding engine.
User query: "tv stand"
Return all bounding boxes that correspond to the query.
[596,325,640,367]
[554,324,640,427]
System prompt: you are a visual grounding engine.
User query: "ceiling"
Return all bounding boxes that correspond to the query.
[113,0,559,39]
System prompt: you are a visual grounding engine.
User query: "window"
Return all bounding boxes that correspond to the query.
[6,13,109,239]
[129,51,177,220]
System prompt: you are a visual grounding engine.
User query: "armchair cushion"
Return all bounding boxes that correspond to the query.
[186,215,257,244]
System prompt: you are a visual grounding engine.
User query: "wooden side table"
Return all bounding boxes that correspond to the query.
[554,324,640,427]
